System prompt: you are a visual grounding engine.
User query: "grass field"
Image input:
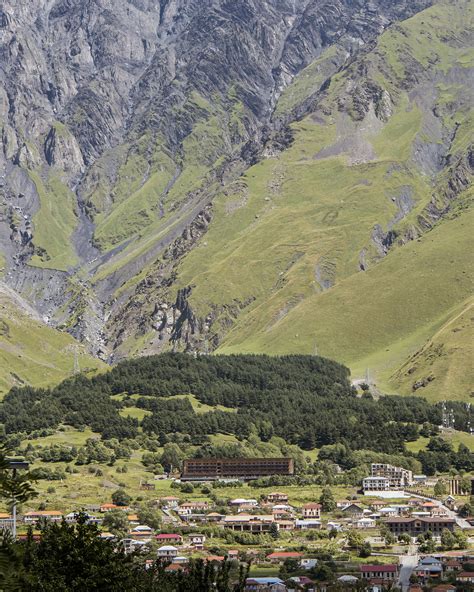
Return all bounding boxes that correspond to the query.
[0,289,105,397]
[28,172,78,271]
[406,429,474,453]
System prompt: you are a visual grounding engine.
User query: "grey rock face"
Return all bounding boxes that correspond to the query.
[0,0,433,357]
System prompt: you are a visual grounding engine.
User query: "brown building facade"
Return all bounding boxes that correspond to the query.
[385,517,456,535]
[181,457,294,481]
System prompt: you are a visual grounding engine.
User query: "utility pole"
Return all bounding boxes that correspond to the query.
[7,460,29,540]
[73,345,80,375]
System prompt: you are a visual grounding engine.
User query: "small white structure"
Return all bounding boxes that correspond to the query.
[295,519,322,530]
[131,525,154,535]
[355,518,376,529]
[300,558,318,570]
[338,575,359,584]
[121,538,150,554]
[189,533,206,549]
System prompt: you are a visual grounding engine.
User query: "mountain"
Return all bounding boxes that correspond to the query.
[0,281,104,394]
[0,0,472,399]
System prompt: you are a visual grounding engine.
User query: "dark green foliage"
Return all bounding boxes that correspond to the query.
[0,514,249,591]
[319,487,336,512]
[111,488,131,507]
[0,354,446,457]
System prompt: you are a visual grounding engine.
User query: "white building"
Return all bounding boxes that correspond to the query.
[363,476,391,492]
[157,545,179,559]
[370,463,413,488]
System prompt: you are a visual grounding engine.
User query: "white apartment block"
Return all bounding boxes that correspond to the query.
[370,463,413,488]
[363,476,391,491]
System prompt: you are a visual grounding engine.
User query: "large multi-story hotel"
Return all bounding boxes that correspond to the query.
[181,457,294,481]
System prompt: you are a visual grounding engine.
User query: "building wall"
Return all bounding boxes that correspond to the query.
[182,458,294,480]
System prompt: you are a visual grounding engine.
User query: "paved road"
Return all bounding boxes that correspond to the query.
[398,547,418,592]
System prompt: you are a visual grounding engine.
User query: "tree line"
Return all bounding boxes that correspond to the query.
[0,354,470,459]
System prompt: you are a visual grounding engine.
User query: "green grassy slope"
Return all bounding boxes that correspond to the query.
[170,0,473,401]
[29,172,78,271]
[0,284,105,396]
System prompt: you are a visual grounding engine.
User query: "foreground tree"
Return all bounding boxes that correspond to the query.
[1,510,249,591]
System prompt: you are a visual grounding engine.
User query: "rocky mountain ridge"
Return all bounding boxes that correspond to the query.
[0,0,472,399]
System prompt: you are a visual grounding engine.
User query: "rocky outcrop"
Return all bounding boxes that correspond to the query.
[0,0,438,358]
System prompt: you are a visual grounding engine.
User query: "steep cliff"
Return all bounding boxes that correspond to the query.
[0,0,472,399]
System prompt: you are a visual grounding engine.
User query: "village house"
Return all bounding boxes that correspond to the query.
[178,501,209,513]
[370,500,388,511]
[205,555,226,563]
[157,545,179,559]
[229,498,259,512]
[300,558,318,571]
[156,533,183,544]
[244,577,286,591]
[130,525,154,538]
[355,517,376,529]
[272,505,293,520]
[165,563,186,573]
[413,557,443,582]
[341,503,364,518]
[23,510,63,524]
[443,559,462,573]
[360,564,398,581]
[127,514,140,525]
[189,533,206,549]
[276,519,294,531]
[223,514,275,533]
[121,538,149,555]
[378,506,399,517]
[64,511,101,525]
[302,503,321,519]
[413,475,427,485]
[204,512,224,523]
[443,496,457,511]
[295,519,322,530]
[266,551,302,564]
[287,575,315,590]
[139,481,155,491]
[0,513,13,530]
[457,572,474,584]
[267,492,288,504]
[99,503,130,513]
[430,506,448,517]
[336,499,352,508]
[159,496,180,509]
[100,503,118,512]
